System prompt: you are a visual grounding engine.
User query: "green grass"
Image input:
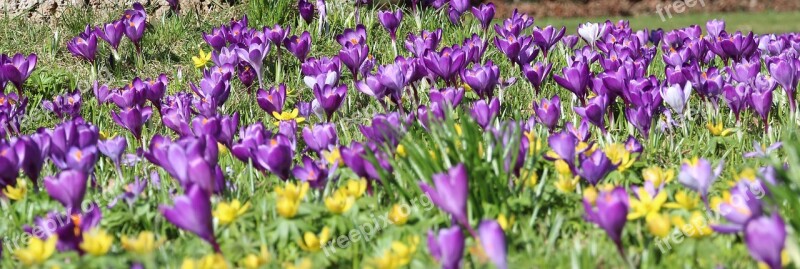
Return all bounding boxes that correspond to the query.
[0,1,798,268]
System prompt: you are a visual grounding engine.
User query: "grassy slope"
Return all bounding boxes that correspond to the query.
[0,2,793,268]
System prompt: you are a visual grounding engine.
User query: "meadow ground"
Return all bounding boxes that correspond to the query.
[0,0,799,268]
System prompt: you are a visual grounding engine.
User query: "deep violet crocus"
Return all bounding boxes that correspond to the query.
[418,164,469,226]
[533,25,566,58]
[461,60,500,100]
[313,84,347,121]
[427,226,465,269]
[257,84,287,118]
[12,133,48,190]
[405,29,442,57]
[0,142,19,188]
[554,61,591,105]
[573,95,609,133]
[768,56,799,112]
[292,156,329,189]
[1,53,37,94]
[749,84,774,133]
[44,170,88,214]
[67,26,98,63]
[111,106,153,141]
[42,90,82,119]
[283,31,312,62]
[160,184,220,253]
[532,95,560,130]
[95,20,125,52]
[298,0,315,24]
[471,3,495,31]
[339,43,369,81]
[423,46,466,85]
[583,187,629,257]
[302,123,338,153]
[577,150,616,185]
[522,62,553,93]
[378,10,403,41]
[236,40,271,88]
[123,14,146,54]
[470,97,500,129]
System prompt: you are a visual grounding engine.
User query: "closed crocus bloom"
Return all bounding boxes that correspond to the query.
[15,236,57,266]
[427,226,465,269]
[160,185,220,252]
[678,157,723,206]
[419,164,469,226]
[471,3,495,31]
[80,228,113,256]
[253,136,294,180]
[478,220,507,269]
[256,84,287,117]
[573,94,608,133]
[123,14,147,53]
[284,32,312,62]
[578,22,605,46]
[547,131,578,168]
[554,61,591,104]
[44,170,87,213]
[706,19,726,37]
[768,56,799,111]
[532,95,560,130]
[378,10,403,40]
[423,46,466,84]
[297,227,331,252]
[324,189,354,214]
[111,106,153,140]
[583,187,628,254]
[745,214,786,269]
[95,20,125,50]
[532,25,566,58]
[462,60,500,100]
[98,136,127,164]
[312,84,347,121]
[470,97,500,129]
[577,150,616,186]
[302,123,338,153]
[405,29,442,58]
[523,62,553,92]
[213,199,251,225]
[723,84,749,122]
[297,0,315,23]
[661,83,692,116]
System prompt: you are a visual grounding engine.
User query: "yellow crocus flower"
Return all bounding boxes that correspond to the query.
[121,231,164,255]
[192,48,211,69]
[3,179,27,200]
[297,227,331,252]
[15,236,57,266]
[272,109,306,126]
[80,228,114,256]
[213,199,251,225]
[324,190,355,215]
[706,121,734,137]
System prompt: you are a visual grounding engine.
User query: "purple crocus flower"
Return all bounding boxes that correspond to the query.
[418,164,469,226]
[339,43,369,81]
[375,64,407,103]
[573,95,608,133]
[679,157,723,206]
[283,31,312,62]
[236,40,271,88]
[533,25,566,58]
[470,97,500,129]
[706,19,726,38]
[252,135,294,180]
[722,84,749,122]
[98,136,127,165]
[42,90,81,119]
[532,95,560,130]
[302,123,338,153]
[123,14,146,54]
[292,156,329,189]
[336,25,368,48]
[554,61,591,105]
[461,60,500,100]
[12,134,48,190]
[711,180,765,233]
[583,187,629,256]
[470,3,495,31]
[256,84,287,117]
[423,46,466,85]
[493,34,531,65]
[745,214,786,269]
[749,84,774,133]
[111,106,153,141]
[767,56,799,112]
[266,24,291,46]
[202,27,227,52]
[378,10,403,41]
[95,20,125,51]
[44,170,87,214]
[577,150,616,185]
[522,62,552,93]
[298,0,315,23]
[1,53,37,93]
[478,220,507,269]
[160,184,220,253]
[427,226,465,269]
[744,141,782,158]
[145,135,223,194]
[405,29,442,57]
[67,26,98,63]
[312,84,347,121]
[548,131,578,168]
